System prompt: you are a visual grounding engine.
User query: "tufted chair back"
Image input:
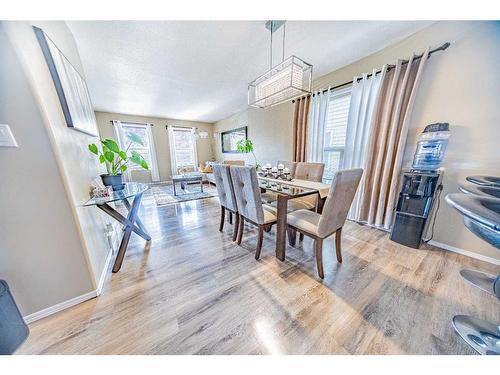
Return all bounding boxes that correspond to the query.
[230,166,265,224]
[318,168,363,237]
[294,162,325,182]
[212,164,237,212]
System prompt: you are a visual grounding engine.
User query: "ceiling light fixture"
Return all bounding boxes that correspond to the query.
[248,20,313,109]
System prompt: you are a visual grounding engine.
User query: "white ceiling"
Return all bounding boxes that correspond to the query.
[67,21,433,123]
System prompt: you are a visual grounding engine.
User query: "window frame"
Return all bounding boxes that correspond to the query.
[322,85,352,182]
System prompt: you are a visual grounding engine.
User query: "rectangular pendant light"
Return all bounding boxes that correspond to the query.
[248,55,312,108]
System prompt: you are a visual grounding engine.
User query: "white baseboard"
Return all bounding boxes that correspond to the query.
[96,249,113,295]
[429,240,500,266]
[23,290,98,324]
[24,250,113,324]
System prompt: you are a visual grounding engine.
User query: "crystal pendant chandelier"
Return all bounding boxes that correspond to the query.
[248,20,313,108]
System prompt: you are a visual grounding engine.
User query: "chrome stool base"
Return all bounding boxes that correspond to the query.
[452,315,500,355]
[460,269,497,296]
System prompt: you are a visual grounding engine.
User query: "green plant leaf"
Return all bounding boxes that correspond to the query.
[130,151,149,170]
[121,165,127,172]
[99,154,105,164]
[127,132,144,146]
[88,143,98,155]
[118,150,127,160]
[101,139,120,153]
[104,151,114,163]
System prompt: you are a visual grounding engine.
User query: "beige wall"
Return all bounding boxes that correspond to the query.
[0,21,103,316]
[213,102,294,165]
[214,21,500,262]
[95,111,214,181]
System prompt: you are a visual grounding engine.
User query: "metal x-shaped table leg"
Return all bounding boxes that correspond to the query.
[97,192,150,273]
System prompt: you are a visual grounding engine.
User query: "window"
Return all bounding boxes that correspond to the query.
[121,124,152,171]
[168,126,198,175]
[322,87,351,182]
[112,121,160,182]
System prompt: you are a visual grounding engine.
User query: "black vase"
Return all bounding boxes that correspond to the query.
[100,174,124,191]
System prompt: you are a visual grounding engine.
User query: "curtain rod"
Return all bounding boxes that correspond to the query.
[109,120,153,126]
[165,125,199,130]
[293,42,450,102]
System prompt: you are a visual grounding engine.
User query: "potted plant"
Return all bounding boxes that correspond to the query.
[236,138,260,170]
[88,133,149,190]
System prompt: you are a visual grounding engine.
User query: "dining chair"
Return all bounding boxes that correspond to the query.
[286,168,363,278]
[294,162,325,182]
[277,160,297,178]
[212,164,239,241]
[230,165,277,259]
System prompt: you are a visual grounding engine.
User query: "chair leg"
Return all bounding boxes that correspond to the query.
[232,213,240,242]
[237,217,245,245]
[315,238,324,279]
[287,227,297,247]
[335,227,343,263]
[255,225,264,260]
[228,211,233,225]
[219,206,225,232]
[264,225,272,233]
[299,233,304,242]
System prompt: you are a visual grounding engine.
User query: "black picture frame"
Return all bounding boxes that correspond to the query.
[221,126,247,153]
[33,26,99,137]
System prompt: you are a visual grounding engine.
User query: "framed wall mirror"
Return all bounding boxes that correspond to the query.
[221,126,247,153]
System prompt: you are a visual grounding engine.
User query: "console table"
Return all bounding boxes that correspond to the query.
[83,182,151,273]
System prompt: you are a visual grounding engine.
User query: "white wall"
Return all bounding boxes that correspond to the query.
[95,111,215,181]
[214,21,500,262]
[0,22,98,316]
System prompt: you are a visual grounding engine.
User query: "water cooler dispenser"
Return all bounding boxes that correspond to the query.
[390,123,449,248]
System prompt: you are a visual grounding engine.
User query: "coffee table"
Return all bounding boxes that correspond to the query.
[172,173,204,196]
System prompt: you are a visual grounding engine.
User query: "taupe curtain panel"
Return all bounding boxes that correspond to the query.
[292,95,311,162]
[358,48,430,229]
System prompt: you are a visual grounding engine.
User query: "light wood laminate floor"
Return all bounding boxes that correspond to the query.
[19,195,500,354]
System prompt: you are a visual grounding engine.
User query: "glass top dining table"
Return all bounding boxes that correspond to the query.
[258,177,318,198]
[258,176,325,262]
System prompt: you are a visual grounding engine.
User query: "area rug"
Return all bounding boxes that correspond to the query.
[149,182,218,206]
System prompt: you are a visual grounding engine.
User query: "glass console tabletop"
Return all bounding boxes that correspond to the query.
[83,182,149,206]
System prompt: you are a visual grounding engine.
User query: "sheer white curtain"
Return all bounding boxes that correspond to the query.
[306,90,331,162]
[144,124,160,182]
[343,70,382,220]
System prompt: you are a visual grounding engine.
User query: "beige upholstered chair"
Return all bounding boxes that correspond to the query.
[213,164,239,241]
[287,168,363,278]
[277,160,297,178]
[294,162,325,182]
[230,166,277,259]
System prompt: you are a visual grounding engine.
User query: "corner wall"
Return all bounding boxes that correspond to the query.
[0,21,112,316]
[0,22,96,316]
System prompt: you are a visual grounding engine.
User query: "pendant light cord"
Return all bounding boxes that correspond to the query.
[282,22,286,62]
[270,24,273,69]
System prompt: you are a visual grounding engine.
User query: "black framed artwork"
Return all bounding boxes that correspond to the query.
[221,126,247,153]
[34,26,99,137]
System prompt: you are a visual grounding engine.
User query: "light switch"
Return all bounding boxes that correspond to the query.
[0,124,18,147]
